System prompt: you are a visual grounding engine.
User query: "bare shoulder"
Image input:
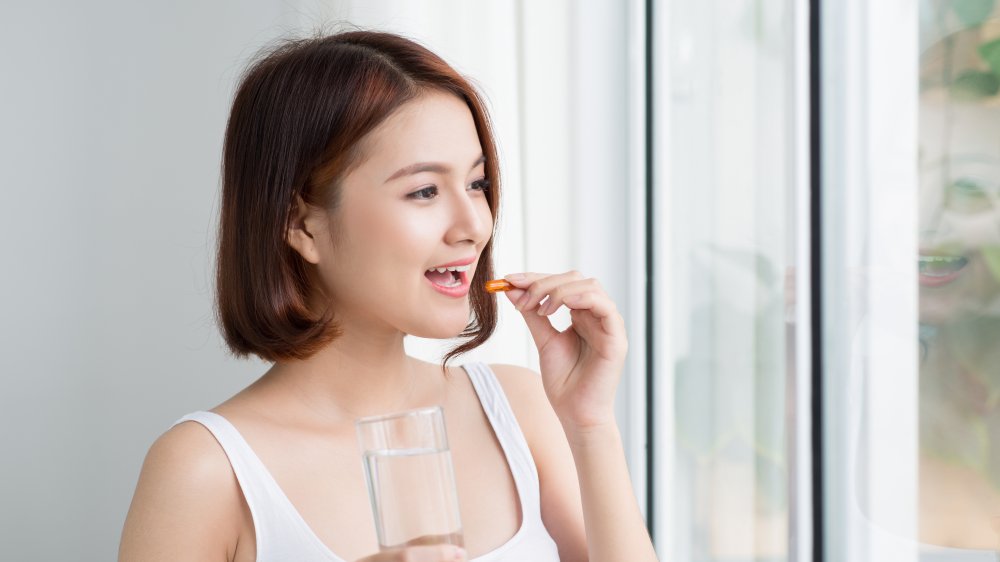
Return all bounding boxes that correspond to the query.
[141,421,238,498]
[119,421,246,561]
[487,364,559,449]
[487,364,548,412]
[488,363,545,400]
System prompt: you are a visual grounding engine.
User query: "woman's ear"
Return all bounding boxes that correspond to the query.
[286,194,322,264]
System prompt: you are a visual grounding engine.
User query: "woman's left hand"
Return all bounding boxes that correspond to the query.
[502,271,628,435]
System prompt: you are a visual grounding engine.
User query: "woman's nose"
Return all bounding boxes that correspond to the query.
[925,207,1000,249]
[445,187,491,245]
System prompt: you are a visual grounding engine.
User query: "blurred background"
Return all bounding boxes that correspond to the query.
[1,0,999,561]
[0,1,644,559]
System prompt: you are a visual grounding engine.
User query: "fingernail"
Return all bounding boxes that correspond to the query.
[505,273,526,282]
[515,293,529,310]
[536,299,552,315]
[455,547,467,560]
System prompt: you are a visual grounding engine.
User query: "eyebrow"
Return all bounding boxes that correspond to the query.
[384,155,487,183]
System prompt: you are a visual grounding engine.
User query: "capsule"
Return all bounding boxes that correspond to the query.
[485,279,513,293]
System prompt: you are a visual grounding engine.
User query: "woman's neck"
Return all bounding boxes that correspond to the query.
[256,325,435,425]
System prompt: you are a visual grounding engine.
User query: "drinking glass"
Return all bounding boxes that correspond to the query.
[355,406,464,550]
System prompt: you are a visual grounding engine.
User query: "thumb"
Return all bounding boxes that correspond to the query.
[505,288,558,350]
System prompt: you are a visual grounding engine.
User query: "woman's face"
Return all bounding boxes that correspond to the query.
[919,100,1000,325]
[309,91,493,339]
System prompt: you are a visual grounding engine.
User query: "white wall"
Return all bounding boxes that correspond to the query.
[0,2,299,558]
[0,2,637,559]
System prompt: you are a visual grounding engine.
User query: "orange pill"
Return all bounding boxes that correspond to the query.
[485,279,513,293]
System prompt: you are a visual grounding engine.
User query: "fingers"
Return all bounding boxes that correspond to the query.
[503,287,559,349]
[564,290,626,335]
[503,271,625,340]
[506,272,619,320]
[505,271,585,313]
[536,279,605,317]
[355,544,467,562]
[560,287,627,339]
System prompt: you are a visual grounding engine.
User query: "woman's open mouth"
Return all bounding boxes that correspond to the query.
[424,264,471,297]
[918,254,969,287]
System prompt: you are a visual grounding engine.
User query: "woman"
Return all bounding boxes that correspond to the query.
[916,18,1000,551]
[119,30,656,562]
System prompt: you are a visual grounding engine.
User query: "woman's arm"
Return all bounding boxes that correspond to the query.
[119,422,246,562]
[499,271,658,562]
[494,364,653,562]
[563,421,654,561]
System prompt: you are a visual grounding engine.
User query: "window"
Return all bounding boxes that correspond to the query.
[651,1,800,560]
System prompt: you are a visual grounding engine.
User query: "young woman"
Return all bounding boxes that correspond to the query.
[119,30,656,562]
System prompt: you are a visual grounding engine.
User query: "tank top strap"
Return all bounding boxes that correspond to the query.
[172,411,342,561]
[460,363,543,523]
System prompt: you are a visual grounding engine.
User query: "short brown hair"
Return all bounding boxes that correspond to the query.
[217,30,500,364]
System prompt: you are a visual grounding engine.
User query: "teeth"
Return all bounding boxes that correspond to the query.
[918,254,969,276]
[426,265,471,273]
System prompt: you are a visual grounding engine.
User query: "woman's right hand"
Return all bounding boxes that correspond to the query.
[355,545,467,562]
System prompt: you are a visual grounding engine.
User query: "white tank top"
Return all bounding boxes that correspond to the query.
[173,362,562,561]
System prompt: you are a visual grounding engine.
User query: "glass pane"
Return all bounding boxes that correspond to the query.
[822,1,999,560]
[656,1,793,560]
[919,0,1000,556]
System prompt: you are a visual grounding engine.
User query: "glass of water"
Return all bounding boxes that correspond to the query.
[355,406,464,550]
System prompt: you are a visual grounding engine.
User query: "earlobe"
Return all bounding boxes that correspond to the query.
[286,194,322,265]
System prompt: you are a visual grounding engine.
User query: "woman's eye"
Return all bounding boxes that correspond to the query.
[470,178,490,192]
[951,178,984,196]
[408,186,438,200]
[947,178,992,213]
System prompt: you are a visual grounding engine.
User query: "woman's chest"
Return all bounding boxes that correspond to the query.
[234,408,523,561]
